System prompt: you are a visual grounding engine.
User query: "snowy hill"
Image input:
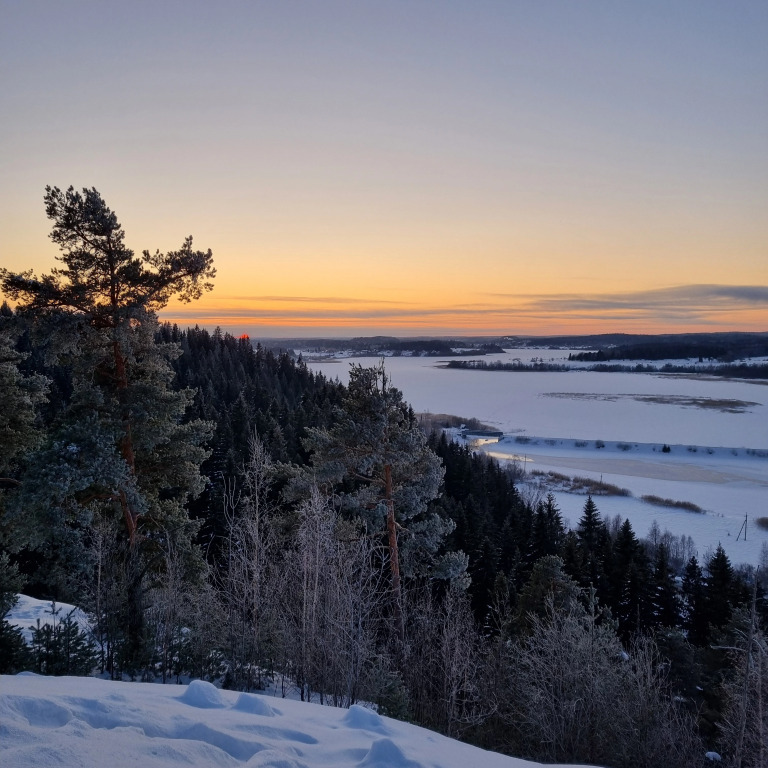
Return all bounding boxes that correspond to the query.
[0,674,594,768]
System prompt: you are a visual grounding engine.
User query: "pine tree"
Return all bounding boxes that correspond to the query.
[1,186,215,670]
[301,362,447,644]
[1,186,215,544]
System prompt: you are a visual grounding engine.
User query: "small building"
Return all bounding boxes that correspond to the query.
[461,428,503,447]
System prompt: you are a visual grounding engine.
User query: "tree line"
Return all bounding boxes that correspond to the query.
[1,187,766,767]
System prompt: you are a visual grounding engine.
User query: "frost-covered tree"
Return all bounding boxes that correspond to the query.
[404,582,491,737]
[278,484,385,706]
[301,362,448,643]
[716,575,767,768]
[219,434,280,691]
[510,592,702,767]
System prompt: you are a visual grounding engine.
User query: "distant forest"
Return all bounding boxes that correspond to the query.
[270,336,504,356]
[445,357,768,378]
[507,331,768,358]
[282,331,768,363]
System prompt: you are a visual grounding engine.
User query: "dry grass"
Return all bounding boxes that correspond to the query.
[641,495,703,513]
[530,470,631,497]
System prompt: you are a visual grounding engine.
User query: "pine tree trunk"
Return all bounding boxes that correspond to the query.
[113,338,140,545]
[385,464,404,645]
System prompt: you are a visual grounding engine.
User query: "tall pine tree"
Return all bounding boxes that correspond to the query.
[1,186,215,670]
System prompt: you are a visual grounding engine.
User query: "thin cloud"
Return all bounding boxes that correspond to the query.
[161,283,767,332]
[487,284,768,312]
[227,295,411,305]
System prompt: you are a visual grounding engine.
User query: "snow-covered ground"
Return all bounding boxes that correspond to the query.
[307,350,768,448]
[7,594,91,644]
[0,673,593,768]
[478,436,768,567]
[307,351,768,565]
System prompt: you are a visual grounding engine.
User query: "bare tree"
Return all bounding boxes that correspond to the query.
[404,583,492,738]
[219,433,278,690]
[277,484,385,707]
[508,592,701,768]
[718,573,768,768]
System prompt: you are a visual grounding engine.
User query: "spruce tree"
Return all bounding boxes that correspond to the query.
[706,545,735,634]
[530,493,564,562]
[575,496,607,595]
[29,603,97,676]
[0,315,48,484]
[681,556,709,645]
[650,543,681,630]
[0,318,48,604]
[610,519,652,639]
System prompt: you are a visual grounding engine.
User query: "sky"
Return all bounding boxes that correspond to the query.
[1,1,766,338]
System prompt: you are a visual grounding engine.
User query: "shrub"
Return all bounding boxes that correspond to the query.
[641,495,703,513]
[29,603,97,676]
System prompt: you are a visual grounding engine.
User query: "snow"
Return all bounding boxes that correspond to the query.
[0,673,595,768]
[7,595,90,643]
[307,350,768,448]
[480,437,768,566]
[307,351,768,565]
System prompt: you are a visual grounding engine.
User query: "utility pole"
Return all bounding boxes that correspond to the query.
[736,513,748,542]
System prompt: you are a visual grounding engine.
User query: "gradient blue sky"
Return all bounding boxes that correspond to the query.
[1,1,766,336]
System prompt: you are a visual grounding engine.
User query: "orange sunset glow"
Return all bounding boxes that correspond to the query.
[1,2,766,338]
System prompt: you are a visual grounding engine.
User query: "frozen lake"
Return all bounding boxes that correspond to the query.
[307,350,768,565]
[307,349,768,448]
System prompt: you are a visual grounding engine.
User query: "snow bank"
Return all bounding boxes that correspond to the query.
[6,595,90,643]
[0,674,594,768]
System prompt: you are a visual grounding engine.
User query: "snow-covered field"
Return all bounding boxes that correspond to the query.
[308,351,768,565]
[0,672,591,768]
[482,436,768,567]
